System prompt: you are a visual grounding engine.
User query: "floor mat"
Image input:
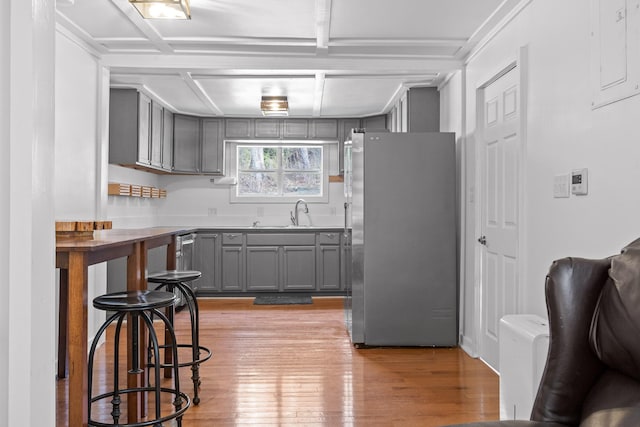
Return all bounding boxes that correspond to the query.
[253,295,313,305]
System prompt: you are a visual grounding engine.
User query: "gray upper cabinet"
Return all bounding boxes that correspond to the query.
[339,118,360,142]
[407,87,440,132]
[162,109,173,171]
[173,116,223,175]
[338,118,360,175]
[309,119,338,139]
[137,93,151,165]
[225,118,253,138]
[201,118,224,175]
[109,88,152,167]
[254,119,281,138]
[150,101,163,168]
[173,114,200,173]
[362,114,387,130]
[282,119,308,139]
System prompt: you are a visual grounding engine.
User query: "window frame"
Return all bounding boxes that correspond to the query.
[227,140,330,204]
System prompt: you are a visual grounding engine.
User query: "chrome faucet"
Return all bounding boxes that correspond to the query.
[291,199,309,226]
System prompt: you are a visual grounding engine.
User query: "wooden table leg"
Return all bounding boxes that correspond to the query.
[58,269,69,379]
[67,252,89,427]
[127,241,147,421]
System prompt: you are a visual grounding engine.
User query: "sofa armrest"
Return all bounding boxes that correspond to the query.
[531,257,610,425]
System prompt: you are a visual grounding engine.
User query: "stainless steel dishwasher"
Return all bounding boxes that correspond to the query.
[175,233,196,307]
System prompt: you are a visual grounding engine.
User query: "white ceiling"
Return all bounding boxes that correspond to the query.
[56,0,519,118]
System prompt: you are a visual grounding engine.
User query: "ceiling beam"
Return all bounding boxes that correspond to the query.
[102,53,462,74]
[180,72,224,116]
[312,72,326,117]
[109,0,174,54]
[315,0,332,55]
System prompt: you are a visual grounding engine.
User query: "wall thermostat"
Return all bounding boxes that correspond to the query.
[571,168,588,195]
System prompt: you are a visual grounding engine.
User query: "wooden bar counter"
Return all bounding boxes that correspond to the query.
[56,227,190,427]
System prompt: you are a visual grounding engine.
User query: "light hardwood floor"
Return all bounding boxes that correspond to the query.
[57,297,498,426]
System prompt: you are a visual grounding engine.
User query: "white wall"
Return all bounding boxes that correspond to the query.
[0,1,10,421]
[55,29,110,358]
[108,164,162,227]
[3,1,57,426]
[445,0,640,350]
[439,70,473,351]
[155,174,347,227]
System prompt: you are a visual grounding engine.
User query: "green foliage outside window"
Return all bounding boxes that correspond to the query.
[237,145,323,197]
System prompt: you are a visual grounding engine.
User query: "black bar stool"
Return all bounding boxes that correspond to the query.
[88,290,190,426]
[147,270,212,405]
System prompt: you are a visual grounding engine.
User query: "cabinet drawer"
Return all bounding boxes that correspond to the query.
[317,232,340,245]
[246,233,315,246]
[222,233,244,245]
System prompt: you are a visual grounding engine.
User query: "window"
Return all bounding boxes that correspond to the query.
[228,143,329,203]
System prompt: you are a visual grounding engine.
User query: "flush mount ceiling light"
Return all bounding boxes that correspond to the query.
[129,0,191,19]
[260,96,289,117]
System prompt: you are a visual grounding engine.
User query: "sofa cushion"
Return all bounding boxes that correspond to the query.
[580,369,640,427]
[589,238,640,381]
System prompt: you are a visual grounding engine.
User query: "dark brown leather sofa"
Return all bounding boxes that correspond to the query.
[446,239,640,427]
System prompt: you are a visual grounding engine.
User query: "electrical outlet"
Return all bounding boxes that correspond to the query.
[553,174,570,198]
[208,208,217,216]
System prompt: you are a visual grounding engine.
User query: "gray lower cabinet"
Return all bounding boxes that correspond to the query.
[317,232,341,290]
[194,230,344,295]
[283,246,316,290]
[194,233,220,291]
[318,245,340,290]
[246,246,280,290]
[221,233,244,291]
[246,233,317,292]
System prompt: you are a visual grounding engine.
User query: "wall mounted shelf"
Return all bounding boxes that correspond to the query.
[108,182,167,198]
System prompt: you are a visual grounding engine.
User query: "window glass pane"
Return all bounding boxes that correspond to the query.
[238,172,279,195]
[282,147,322,170]
[282,172,322,195]
[238,146,278,170]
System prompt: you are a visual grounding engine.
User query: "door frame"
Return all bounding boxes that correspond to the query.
[469,46,529,366]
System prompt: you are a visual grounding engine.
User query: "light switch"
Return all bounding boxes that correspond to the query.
[553,174,570,198]
[571,169,588,195]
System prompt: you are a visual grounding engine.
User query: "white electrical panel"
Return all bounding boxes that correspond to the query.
[571,169,588,195]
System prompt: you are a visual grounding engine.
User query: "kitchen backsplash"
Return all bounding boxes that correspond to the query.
[108,164,346,228]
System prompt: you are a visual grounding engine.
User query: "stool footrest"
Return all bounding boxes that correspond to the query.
[148,344,213,369]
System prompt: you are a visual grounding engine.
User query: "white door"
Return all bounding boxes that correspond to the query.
[479,66,520,371]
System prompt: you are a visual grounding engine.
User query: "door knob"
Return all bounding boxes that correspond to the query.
[478,235,487,245]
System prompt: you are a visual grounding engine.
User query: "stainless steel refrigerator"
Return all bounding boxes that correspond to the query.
[345,130,457,346]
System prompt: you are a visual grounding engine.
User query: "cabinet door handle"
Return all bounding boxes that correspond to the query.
[323,233,336,239]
